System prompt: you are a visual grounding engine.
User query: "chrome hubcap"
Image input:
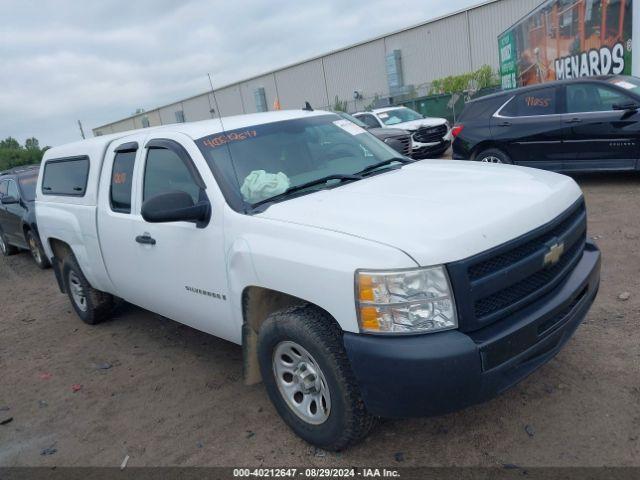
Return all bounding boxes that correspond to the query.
[29,237,41,263]
[68,271,88,312]
[481,155,502,163]
[272,341,331,425]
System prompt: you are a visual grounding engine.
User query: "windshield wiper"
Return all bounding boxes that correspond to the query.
[251,174,361,209]
[354,156,414,176]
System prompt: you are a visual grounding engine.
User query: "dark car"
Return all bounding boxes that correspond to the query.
[452,75,640,172]
[0,165,50,268]
[334,111,413,158]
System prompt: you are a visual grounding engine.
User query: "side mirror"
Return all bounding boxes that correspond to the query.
[1,196,18,205]
[141,190,211,228]
[613,102,639,112]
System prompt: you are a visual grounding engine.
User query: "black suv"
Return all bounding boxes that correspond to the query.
[0,165,50,268]
[452,75,640,172]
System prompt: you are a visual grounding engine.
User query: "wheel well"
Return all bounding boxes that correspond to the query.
[48,238,75,293]
[49,238,73,262]
[241,286,327,385]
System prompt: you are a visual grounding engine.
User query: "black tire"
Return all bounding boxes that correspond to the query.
[62,255,113,325]
[0,229,18,256]
[26,230,50,269]
[475,147,513,164]
[258,305,375,450]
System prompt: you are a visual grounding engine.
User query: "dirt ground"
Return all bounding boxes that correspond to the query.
[0,171,639,468]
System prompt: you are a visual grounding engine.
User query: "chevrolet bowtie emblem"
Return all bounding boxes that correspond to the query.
[543,241,565,267]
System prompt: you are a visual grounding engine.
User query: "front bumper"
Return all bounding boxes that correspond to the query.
[343,241,600,418]
[411,139,451,159]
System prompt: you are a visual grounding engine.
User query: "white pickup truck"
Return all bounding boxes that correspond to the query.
[36,109,601,450]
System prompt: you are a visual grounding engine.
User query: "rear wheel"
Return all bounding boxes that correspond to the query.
[62,255,114,325]
[258,305,375,450]
[0,230,18,256]
[476,148,512,164]
[26,230,50,269]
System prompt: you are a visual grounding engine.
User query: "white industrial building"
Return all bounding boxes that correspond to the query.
[93,0,541,136]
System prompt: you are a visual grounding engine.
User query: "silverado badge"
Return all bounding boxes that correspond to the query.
[543,241,565,267]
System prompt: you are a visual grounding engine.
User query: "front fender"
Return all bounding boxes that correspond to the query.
[226,216,417,333]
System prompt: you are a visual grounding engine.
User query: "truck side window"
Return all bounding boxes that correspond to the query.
[143,148,200,203]
[42,157,90,196]
[0,180,7,197]
[110,151,136,213]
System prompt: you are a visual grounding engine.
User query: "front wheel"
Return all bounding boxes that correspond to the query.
[258,305,375,451]
[475,148,512,164]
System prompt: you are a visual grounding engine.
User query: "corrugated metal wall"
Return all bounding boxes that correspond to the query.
[275,59,328,110]
[93,0,541,136]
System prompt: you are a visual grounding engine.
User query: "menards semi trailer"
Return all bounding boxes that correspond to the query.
[499,0,639,89]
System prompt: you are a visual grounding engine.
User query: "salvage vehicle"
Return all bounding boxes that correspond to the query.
[452,75,640,172]
[36,109,600,450]
[353,106,451,158]
[0,165,50,268]
[333,111,412,158]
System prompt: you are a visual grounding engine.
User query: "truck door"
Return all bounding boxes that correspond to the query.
[99,133,234,341]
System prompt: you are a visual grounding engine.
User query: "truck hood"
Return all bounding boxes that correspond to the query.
[387,117,448,131]
[258,161,583,266]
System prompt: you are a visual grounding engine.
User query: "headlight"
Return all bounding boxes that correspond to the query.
[355,266,457,334]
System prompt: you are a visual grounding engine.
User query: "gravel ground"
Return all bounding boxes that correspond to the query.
[0,170,638,468]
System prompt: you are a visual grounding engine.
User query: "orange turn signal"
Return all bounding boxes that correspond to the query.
[359,306,380,331]
[358,275,375,302]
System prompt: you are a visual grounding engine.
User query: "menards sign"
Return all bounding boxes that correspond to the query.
[498,0,635,89]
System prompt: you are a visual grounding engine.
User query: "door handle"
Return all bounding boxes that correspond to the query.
[135,234,156,245]
[564,117,582,124]
[497,121,512,127]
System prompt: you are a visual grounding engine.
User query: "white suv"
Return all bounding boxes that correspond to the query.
[353,106,451,158]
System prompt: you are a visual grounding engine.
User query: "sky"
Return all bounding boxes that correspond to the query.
[1,0,479,147]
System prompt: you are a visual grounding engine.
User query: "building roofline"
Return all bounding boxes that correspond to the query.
[93,0,502,131]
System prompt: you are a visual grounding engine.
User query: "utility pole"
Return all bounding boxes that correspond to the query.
[77,120,86,139]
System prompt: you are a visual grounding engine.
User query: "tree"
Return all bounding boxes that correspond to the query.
[25,137,40,150]
[0,136,47,171]
[429,65,499,96]
[333,96,348,112]
[0,137,21,150]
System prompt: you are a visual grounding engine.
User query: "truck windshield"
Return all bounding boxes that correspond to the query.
[378,107,423,125]
[196,114,408,211]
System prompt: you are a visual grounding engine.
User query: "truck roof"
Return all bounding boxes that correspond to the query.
[37,109,333,207]
[45,109,330,159]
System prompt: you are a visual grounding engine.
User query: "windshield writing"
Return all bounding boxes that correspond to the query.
[196,115,404,210]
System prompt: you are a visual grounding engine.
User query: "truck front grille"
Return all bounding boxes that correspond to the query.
[412,124,447,143]
[447,199,587,331]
